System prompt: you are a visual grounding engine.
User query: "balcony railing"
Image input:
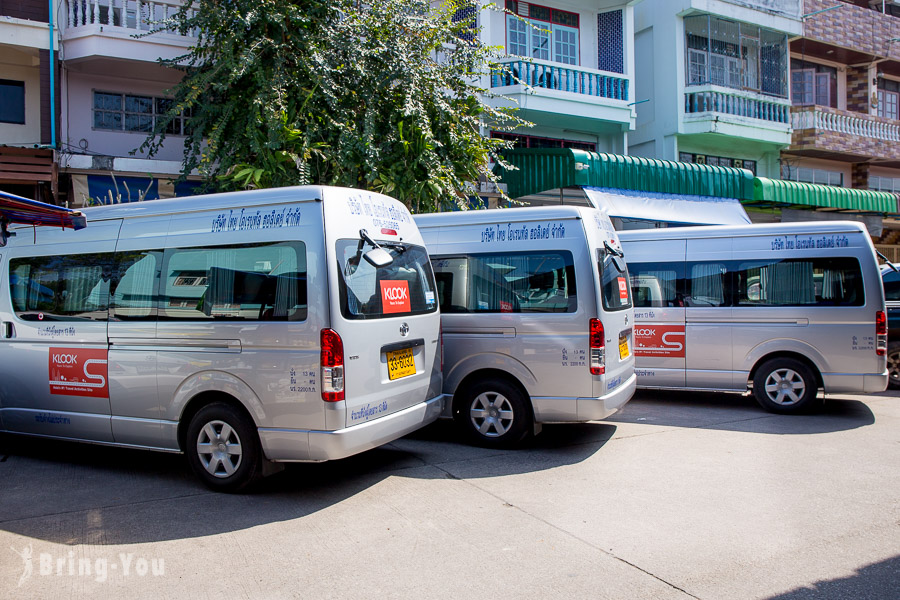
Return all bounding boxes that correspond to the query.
[491,58,629,102]
[64,0,195,36]
[684,87,790,124]
[792,108,900,143]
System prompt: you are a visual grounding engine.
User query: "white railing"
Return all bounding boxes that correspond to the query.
[792,109,900,143]
[492,58,630,102]
[64,0,196,36]
[684,86,791,124]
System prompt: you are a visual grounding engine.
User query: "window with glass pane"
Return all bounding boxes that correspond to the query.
[686,262,727,307]
[531,23,550,60]
[10,253,118,321]
[628,262,684,307]
[882,269,900,301]
[160,242,307,321]
[734,258,863,306]
[431,252,576,314]
[507,15,528,56]
[337,241,437,319]
[599,251,631,312]
[0,80,25,124]
[110,250,161,320]
[554,26,577,65]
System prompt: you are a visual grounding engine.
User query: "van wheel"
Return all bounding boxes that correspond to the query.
[888,343,900,390]
[752,358,821,414]
[186,402,261,492]
[455,379,532,448]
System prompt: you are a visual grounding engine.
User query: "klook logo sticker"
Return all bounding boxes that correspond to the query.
[380,280,411,314]
[633,325,685,358]
[49,347,109,398]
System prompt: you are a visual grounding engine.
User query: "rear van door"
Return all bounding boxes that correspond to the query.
[324,190,439,428]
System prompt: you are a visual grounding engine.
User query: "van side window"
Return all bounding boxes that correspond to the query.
[110,250,161,320]
[734,257,863,307]
[628,262,685,307]
[686,262,728,307]
[431,251,576,314]
[159,242,307,321]
[10,253,116,321]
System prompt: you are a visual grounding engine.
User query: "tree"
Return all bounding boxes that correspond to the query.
[141,0,528,212]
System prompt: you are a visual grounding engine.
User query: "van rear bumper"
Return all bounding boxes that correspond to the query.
[532,373,637,423]
[822,371,889,395]
[258,395,443,462]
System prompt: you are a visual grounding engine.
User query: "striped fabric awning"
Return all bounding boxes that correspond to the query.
[0,189,86,235]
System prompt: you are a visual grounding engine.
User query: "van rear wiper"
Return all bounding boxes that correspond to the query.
[346,229,394,275]
[603,240,624,258]
[876,250,898,272]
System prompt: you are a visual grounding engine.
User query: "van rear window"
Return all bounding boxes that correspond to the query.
[336,240,437,320]
[599,251,632,312]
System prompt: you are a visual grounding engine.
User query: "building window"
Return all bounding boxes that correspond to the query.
[790,59,837,107]
[506,1,579,65]
[451,0,477,44]
[684,15,787,98]
[93,91,191,135]
[492,131,596,152]
[781,164,843,187]
[679,152,757,175]
[0,80,26,125]
[877,78,900,121]
[597,10,624,74]
[870,176,900,193]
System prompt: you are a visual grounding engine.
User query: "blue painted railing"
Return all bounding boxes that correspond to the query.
[492,58,629,101]
[684,88,790,124]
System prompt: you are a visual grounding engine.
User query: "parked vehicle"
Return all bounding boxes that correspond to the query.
[620,221,888,414]
[414,206,636,447]
[880,263,900,389]
[0,186,443,490]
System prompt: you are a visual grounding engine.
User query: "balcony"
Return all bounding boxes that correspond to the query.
[681,85,792,144]
[788,106,900,163]
[488,57,634,132]
[61,0,195,65]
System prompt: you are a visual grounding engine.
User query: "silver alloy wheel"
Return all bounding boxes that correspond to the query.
[196,420,243,478]
[469,391,514,437]
[889,351,900,387]
[763,368,806,406]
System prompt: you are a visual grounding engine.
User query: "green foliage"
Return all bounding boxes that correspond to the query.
[141,0,529,212]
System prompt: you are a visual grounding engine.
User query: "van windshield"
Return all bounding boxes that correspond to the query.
[336,240,437,320]
[598,249,632,312]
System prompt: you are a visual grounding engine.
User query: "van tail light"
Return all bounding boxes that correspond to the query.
[876,310,887,357]
[589,318,605,375]
[321,328,345,402]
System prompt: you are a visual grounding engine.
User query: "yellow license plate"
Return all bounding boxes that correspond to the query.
[618,335,630,359]
[386,347,416,380]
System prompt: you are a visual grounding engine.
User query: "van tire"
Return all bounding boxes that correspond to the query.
[186,402,262,492]
[455,379,532,448]
[888,343,900,390]
[752,358,821,414]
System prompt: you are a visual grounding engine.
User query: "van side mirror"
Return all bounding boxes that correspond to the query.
[363,247,393,268]
[0,218,14,247]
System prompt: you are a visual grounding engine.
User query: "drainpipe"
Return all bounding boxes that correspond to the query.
[48,0,56,149]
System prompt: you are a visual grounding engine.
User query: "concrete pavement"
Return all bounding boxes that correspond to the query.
[1,389,898,599]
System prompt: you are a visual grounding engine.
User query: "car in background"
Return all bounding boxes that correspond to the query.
[881,263,900,389]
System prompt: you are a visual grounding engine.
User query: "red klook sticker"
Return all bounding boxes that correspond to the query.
[633,325,686,358]
[380,280,411,314]
[618,277,629,301]
[49,347,109,398]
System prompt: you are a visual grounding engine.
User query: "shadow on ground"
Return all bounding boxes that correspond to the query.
[766,554,900,600]
[609,389,877,435]
[0,419,615,546]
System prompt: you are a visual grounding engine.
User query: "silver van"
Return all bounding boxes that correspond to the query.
[414,206,636,446]
[619,221,888,413]
[0,186,442,490]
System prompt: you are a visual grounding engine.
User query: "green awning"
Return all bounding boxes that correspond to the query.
[495,148,755,201]
[752,178,899,213]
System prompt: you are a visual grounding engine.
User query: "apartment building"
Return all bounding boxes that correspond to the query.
[630,0,802,179]
[472,0,641,155]
[0,0,58,201]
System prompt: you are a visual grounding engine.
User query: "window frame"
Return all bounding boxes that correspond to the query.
[93,90,191,135]
[0,79,26,125]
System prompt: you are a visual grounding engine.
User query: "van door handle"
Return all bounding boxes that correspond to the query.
[1,321,12,339]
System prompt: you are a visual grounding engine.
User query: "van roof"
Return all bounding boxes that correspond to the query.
[13,185,358,226]
[618,221,868,241]
[414,205,593,228]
